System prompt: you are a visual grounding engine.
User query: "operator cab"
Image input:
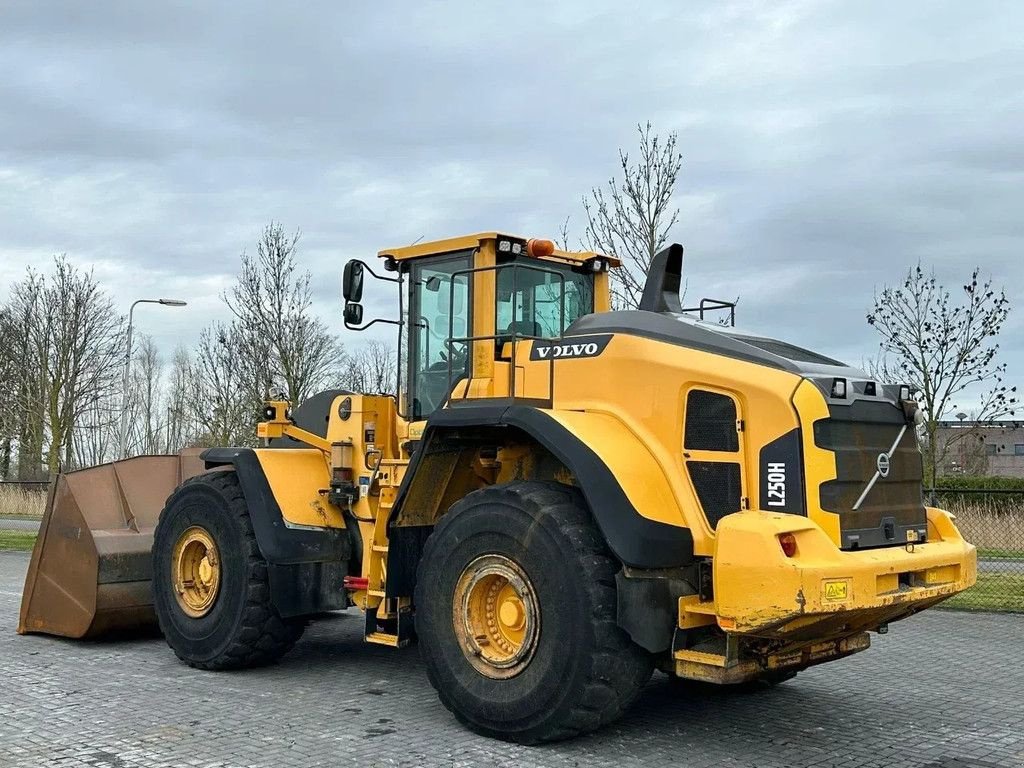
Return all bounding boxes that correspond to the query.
[341,232,616,422]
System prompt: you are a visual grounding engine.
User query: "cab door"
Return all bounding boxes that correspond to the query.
[407,251,472,422]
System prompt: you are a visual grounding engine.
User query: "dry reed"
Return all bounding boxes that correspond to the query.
[0,485,46,519]
[941,497,1024,552]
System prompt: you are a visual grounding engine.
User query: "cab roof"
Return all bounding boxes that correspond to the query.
[378,231,621,267]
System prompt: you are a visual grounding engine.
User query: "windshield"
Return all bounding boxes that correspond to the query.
[496,260,595,339]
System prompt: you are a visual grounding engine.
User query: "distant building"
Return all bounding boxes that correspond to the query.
[936,420,1024,478]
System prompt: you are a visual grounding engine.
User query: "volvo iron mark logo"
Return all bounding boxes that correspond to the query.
[876,452,891,478]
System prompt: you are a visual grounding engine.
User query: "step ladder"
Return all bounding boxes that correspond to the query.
[363,595,414,647]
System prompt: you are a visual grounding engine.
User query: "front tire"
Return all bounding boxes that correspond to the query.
[414,481,653,744]
[152,471,304,670]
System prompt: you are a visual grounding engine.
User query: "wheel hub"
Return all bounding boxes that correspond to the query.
[172,526,221,618]
[453,554,539,679]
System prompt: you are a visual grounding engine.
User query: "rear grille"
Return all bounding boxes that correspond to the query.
[686,461,742,529]
[814,400,926,549]
[684,390,739,451]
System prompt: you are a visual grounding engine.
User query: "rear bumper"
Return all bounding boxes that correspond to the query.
[710,506,977,639]
[675,632,872,684]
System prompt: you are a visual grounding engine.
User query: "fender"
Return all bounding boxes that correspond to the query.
[388,404,694,574]
[201,447,351,565]
[199,447,351,618]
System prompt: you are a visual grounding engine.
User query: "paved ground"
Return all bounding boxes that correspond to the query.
[1,551,1022,768]
[979,558,1024,573]
[0,517,40,532]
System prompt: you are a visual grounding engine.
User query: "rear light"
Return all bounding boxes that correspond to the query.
[343,576,369,591]
[778,533,797,557]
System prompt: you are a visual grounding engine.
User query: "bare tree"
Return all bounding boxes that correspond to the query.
[9,259,124,475]
[0,307,18,477]
[224,223,342,408]
[339,340,397,394]
[165,345,198,452]
[71,389,120,468]
[8,273,47,478]
[556,216,572,252]
[583,123,683,308]
[867,264,1018,489]
[126,334,164,455]
[189,323,255,447]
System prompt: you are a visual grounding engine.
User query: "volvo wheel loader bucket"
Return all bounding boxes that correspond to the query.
[17,451,205,639]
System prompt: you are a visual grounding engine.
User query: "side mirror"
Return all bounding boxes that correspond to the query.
[344,302,363,327]
[343,261,364,302]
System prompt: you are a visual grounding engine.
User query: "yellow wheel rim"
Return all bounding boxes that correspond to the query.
[453,554,539,679]
[171,526,221,618]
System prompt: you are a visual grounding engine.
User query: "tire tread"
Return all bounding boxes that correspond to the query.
[154,471,304,670]
[416,480,653,743]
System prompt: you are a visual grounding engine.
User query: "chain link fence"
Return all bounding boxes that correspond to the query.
[934,488,1024,613]
[0,481,46,552]
[1,480,1020,612]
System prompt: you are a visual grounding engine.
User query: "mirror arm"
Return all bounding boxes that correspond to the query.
[344,317,402,332]
[353,259,402,284]
[343,258,409,419]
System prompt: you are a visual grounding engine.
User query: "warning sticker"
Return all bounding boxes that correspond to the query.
[823,580,850,601]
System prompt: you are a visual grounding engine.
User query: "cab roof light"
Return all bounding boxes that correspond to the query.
[831,378,847,399]
[496,236,526,261]
[499,240,522,254]
[574,256,608,274]
[526,238,555,258]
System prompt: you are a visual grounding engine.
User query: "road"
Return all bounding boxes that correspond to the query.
[1,551,1023,767]
[0,517,40,532]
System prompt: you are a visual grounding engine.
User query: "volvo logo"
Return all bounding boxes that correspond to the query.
[876,453,891,478]
[853,425,907,511]
[529,334,612,361]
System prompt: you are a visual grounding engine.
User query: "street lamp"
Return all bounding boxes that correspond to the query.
[118,298,188,459]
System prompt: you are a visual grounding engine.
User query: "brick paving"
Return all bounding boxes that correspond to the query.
[1,550,1021,768]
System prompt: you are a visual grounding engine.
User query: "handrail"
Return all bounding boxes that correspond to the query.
[444,262,568,402]
[681,297,736,326]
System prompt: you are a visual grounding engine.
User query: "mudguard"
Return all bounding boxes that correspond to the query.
[201,448,351,618]
[201,447,350,565]
[390,404,694,570]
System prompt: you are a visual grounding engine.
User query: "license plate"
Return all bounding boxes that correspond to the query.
[823,580,849,601]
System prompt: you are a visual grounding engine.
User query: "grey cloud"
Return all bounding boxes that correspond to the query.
[0,0,1021,402]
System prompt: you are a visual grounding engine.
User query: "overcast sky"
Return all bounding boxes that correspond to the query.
[1,1,1021,407]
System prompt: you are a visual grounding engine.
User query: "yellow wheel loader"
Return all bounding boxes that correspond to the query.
[20,232,977,743]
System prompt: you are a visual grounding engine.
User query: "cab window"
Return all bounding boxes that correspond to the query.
[408,252,471,421]
[495,260,594,339]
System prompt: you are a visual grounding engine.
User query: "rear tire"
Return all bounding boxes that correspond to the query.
[153,471,304,670]
[414,481,653,744]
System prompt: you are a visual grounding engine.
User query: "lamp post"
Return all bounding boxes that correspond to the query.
[118,298,188,459]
